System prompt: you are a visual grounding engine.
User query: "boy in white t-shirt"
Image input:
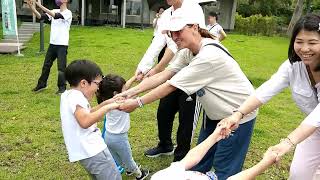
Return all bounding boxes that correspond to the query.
[26,0,72,94]
[206,11,227,42]
[60,60,121,180]
[96,74,149,180]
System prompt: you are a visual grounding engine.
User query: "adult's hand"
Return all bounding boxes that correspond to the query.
[114,88,138,99]
[218,113,242,131]
[144,68,158,78]
[269,140,293,162]
[119,98,139,113]
[261,147,278,165]
[135,69,145,81]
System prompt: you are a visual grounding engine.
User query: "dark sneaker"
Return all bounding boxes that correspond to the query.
[32,85,47,92]
[144,145,174,158]
[55,87,66,95]
[126,164,141,176]
[136,168,149,180]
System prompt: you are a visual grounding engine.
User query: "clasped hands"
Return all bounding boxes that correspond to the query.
[108,90,141,113]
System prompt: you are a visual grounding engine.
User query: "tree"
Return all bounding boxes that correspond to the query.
[287,0,305,35]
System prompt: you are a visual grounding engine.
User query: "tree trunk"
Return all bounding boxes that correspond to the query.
[287,0,304,36]
[306,0,312,13]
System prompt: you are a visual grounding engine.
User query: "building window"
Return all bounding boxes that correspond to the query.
[101,0,118,15]
[126,0,141,16]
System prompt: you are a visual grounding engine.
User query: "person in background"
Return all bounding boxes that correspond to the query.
[207,11,227,42]
[153,7,165,38]
[27,0,72,94]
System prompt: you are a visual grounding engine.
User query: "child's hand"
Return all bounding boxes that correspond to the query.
[261,147,278,165]
[119,98,139,113]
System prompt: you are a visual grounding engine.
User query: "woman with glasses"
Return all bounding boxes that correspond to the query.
[117,7,257,179]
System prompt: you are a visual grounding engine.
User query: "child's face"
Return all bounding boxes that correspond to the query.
[82,76,103,101]
[208,16,216,24]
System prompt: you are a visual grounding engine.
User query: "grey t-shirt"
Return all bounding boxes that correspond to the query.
[167,38,257,123]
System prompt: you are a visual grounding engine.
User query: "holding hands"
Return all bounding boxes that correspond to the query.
[218,111,243,131]
[269,137,295,162]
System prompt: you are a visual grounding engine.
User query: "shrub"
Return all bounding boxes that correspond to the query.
[235,14,278,36]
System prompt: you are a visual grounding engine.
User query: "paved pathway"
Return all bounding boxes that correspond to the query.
[0,22,40,54]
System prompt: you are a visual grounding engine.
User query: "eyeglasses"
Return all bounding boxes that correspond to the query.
[92,81,101,86]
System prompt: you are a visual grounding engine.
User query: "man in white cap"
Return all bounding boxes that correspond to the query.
[133,0,205,162]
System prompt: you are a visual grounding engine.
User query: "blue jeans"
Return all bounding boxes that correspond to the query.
[191,114,256,180]
[105,131,139,173]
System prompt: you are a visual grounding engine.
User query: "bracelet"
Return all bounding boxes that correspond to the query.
[232,109,245,119]
[136,97,144,108]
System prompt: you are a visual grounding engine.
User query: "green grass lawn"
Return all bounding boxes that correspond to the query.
[0,26,304,179]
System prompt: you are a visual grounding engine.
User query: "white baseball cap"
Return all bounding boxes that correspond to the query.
[164,6,206,32]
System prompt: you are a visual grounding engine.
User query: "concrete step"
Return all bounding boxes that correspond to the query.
[0,43,24,47]
[1,39,28,43]
[0,45,26,54]
[4,37,31,41]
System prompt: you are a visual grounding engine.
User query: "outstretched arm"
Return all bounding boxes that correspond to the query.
[25,0,41,19]
[271,123,317,161]
[220,95,262,131]
[145,48,175,78]
[75,102,120,129]
[227,147,277,180]
[116,69,175,99]
[34,0,56,18]
[122,76,137,91]
[180,124,230,170]
[119,81,177,113]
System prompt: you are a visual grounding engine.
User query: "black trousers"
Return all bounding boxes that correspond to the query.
[157,89,197,161]
[37,44,68,89]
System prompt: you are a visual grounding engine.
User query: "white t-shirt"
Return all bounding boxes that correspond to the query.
[255,60,320,126]
[60,89,107,162]
[153,15,164,36]
[167,38,257,123]
[48,9,72,46]
[137,0,205,74]
[151,162,214,180]
[105,110,130,134]
[207,23,223,40]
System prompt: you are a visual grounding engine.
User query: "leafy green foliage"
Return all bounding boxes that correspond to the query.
[0,26,302,179]
[237,0,293,25]
[235,14,278,36]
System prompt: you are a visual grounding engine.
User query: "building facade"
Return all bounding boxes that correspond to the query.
[2,0,236,30]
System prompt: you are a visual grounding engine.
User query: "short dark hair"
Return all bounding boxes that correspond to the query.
[288,14,320,64]
[65,59,103,87]
[158,6,165,12]
[96,74,126,104]
[209,11,218,21]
